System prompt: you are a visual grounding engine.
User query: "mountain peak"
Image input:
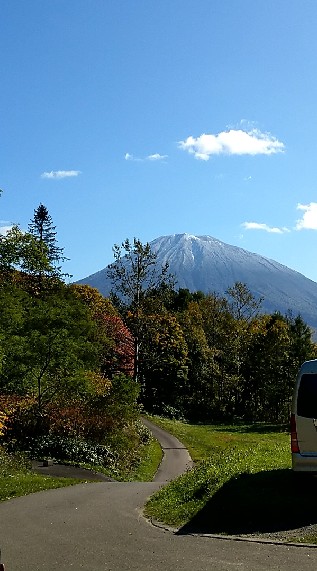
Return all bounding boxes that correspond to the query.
[76,233,317,329]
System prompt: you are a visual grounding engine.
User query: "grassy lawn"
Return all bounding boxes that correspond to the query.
[0,473,83,501]
[144,417,317,543]
[0,449,82,501]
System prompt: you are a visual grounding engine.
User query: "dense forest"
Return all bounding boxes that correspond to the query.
[106,237,317,423]
[0,203,316,471]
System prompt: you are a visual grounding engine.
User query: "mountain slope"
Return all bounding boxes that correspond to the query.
[76,233,317,329]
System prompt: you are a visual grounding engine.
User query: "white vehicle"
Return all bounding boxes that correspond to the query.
[291,359,317,471]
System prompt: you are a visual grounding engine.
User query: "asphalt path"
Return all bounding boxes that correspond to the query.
[0,420,316,570]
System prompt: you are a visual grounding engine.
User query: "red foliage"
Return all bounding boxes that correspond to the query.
[100,315,134,378]
[46,400,115,439]
[70,284,134,378]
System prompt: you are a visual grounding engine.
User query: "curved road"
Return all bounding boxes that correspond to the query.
[0,420,316,570]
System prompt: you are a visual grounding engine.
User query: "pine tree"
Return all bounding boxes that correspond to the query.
[28,204,68,287]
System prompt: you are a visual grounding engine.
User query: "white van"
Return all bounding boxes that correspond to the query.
[291,359,317,471]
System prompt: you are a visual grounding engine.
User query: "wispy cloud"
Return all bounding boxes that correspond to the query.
[124,153,139,161]
[296,202,317,230]
[179,129,285,160]
[124,152,167,162]
[147,153,167,161]
[242,222,290,234]
[41,170,81,179]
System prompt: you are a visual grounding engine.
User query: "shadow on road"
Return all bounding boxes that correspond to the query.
[177,469,317,535]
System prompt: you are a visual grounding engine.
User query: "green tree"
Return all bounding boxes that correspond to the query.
[226,281,263,322]
[0,288,98,410]
[0,284,29,389]
[177,300,219,420]
[28,204,68,287]
[107,237,175,381]
[0,225,48,284]
[241,313,291,421]
[286,312,317,368]
[137,312,188,415]
[223,283,263,414]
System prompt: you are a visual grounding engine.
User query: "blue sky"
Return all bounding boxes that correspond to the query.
[1,1,317,282]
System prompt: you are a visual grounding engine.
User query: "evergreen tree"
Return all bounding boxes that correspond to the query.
[28,204,68,285]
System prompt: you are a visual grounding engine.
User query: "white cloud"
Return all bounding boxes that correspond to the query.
[179,129,285,160]
[125,152,167,162]
[296,202,317,230]
[0,225,13,236]
[147,153,167,161]
[41,170,81,179]
[242,222,290,234]
[124,153,135,161]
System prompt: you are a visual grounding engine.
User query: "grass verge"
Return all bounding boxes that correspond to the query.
[123,435,162,482]
[143,417,317,543]
[0,448,81,501]
[0,425,162,502]
[0,473,83,501]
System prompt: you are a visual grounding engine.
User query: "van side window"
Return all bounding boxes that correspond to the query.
[297,374,317,418]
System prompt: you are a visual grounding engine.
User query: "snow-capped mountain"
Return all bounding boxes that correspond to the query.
[76,233,317,329]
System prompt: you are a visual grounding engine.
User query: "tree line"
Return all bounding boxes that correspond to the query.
[107,238,317,424]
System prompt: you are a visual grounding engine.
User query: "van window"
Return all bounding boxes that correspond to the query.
[297,374,317,418]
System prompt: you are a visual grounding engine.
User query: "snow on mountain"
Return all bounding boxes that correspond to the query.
[75,233,317,329]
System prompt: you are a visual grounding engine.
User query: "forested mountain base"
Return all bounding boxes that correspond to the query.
[107,239,316,424]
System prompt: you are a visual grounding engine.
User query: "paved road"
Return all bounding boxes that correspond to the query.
[141,417,193,482]
[0,420,316,570]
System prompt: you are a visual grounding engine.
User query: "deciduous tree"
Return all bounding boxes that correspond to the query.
[107,238,175,381]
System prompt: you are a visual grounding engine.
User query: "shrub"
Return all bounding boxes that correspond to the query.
[0,445,29,477]
[26,434,117,467]
[1,401,50,450]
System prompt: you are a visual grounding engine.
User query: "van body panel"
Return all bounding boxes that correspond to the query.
[292,452,317,471]
[292,359,317,471]
[295,416,317,455]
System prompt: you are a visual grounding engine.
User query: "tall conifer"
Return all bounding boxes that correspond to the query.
[28,204,68,287]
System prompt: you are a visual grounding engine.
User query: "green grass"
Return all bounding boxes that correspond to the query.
[145,416,289,463]
[144,417,317,541]
[0,473,83,501]
[0,448,82,501]
[124,436,162,481]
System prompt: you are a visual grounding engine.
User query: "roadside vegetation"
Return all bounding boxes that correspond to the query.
[144,417,317,544]
[0,446,79,501]
[0,431,162,501]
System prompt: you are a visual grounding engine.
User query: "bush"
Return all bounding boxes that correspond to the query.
[0,374,145,477]
[134,418,152,445]
[0,445,30,476]
[1,402,50,450]
[32,435,117,466]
